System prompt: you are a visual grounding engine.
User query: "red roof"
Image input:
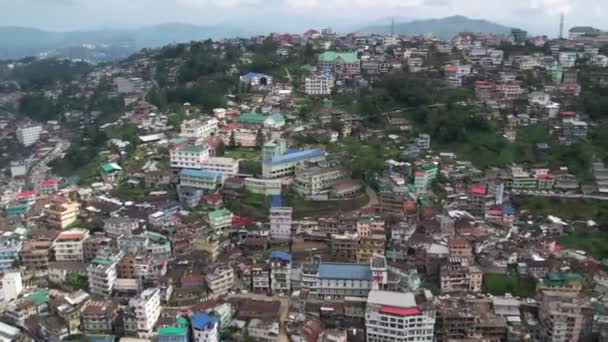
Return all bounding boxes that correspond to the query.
[57,233,84,240]
[232,216,254,226]
[41,178,58,186]
[403,200,417,212]
[379,306,422,316]
[16,191,35,199]
[560,111,577,117]
[470,184,487,195]
[415,171,425,177]
[444,65,458,72]
[222,123,239,130]
[475,80,492,85]
[303,29,320,36]
[536,173,555,179]
[448,238,468,247]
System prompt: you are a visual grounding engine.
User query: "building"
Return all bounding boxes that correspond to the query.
[435,296,508,342]
[244,178,282,196]
[537,272,583,294]
[331,233,359,261]
[240,72,272,86]
[104,217,139,237]
[415,134,431,150]
[252,263,270,293]
[366,290,435,342]
[208,209,233,231]
[45,197,80,229]
[87,252,123,297]
[206,264,235,296]
[158,317,189,342]
[305,74,335,95]
[0,238,22,275]
[170,145,210,169]
[19,240,53,274]
[447,238,473,260]
[1,270,22,303]
[293,165,347,199]
[539,291,592,342]
[16,124,42,147]
[81,300,119,333]
[269,202,292,241]
[270,251,291,294]
[53,229,89,262]
[192,313,219,342]
[248,319,279,342]
[569,26,600,39]
[200,157,239,178]
[124,288,161,338]
[180,118,219,140]
[356,234,386,263]
[180,168,223,190]
[317,51,360,76]
[414,162,438,194]
[37,178,58,194]
[559,52,578,67]
[262,140,327,179]
[440,258,483,293]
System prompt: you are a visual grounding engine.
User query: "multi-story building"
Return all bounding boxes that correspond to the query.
[539,291,592,342]
[440,258,483,293]
[180,168,223,190]
[192,313,219,342]
[415,133,431,150]
[244,178,282,196]
[356,234,386,263]
[248,319,279,342]
[87,251,123,297]
[414,162,438,194]
[536,272,583,295]
[206,264,235,296]
[262,140,326,179]
[208,209,233,232]
[558,51,578,67]
[180,118,219,140]
[123,288,161,338]
[355,216,384,237]
[252,263,270,293]
[37,178,58,194]
[16,124,42,147]
[270,206,292,241]
[331,232,359,262]
[118,255,167,280]
[53,229,89,262]
[1,270,22,303]
[0,238,22,275]
[170,145,210,169]
[474,81,495,101]
[117,231,172,260]
[270,251,291,294]
[317,51,360,76]
[45,197,80,229]
[495,82,526,99]
[104,217,139,237]
[81,300,119,334]
[447,238,473,260]
[158,318,189,342]
[305,74,335,95]
[83,233,113,261]
[293,165,347,199]
[366,290,435,342]
[19,240,53,274]
[200,157,239,178]
[435,296,508,342]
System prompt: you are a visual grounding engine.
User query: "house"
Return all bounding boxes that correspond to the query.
[318,52,360,76]
[240,72,272,87]
[264,112,286,129]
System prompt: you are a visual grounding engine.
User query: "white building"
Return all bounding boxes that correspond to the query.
[170,145,210,169]
[270,207,292,241]
[248,319,279,342]
[206,265,235,296]
[53,229,89,262]
[415,133,431,150]
[1,270,22,303]
[16,124,42,147]
[270,251,291,294]
[366,290,435,342]
[305,74,335,95]
[87,252,122,297]
[559,52,578,68]
[192,313,219,342]
[124,288,161,338]
[293,166,347,199]
[200,157,239,178]
[180,118,219,140]
[244,178,282,196]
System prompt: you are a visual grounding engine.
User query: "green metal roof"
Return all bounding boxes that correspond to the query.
[158,326,187,336]
[209,209,232,219]
[180,145,207,153]
[176,317,188,326]
[147,232,168,243]
[25,288,48,306]
[543,272,582,285]
[267,112,285,123]
[319,51,358,63]
[93,257,113,265]
[170,137,188,145]
[239,112,266,124]
[101,163,122,173]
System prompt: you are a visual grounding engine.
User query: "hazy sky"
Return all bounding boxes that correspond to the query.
[1,0,605,35]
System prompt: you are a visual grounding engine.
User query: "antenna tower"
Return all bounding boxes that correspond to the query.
[559,12,564,39]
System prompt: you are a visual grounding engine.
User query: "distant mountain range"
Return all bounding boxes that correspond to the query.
[0,23,250,61]
[359,15,514,39]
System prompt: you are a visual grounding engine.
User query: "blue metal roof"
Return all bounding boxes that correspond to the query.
[191,313,217,330]
[502,204,514,215]
[264,149,326,166]
[271,251,292,261]
[180,168,221,179]
[270,195,282,208]
[242,72,266,78]
[318,263,371,280]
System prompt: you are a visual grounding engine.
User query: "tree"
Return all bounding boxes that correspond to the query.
[255,129,265,149]
[216,140,226,156]
[228,131,237,150]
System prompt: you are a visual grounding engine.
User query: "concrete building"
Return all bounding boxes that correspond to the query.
[252,263,270,293]
[180,118,219,140]
[366,290,435,342]
[170,145,210,169]
[124,288,161,338]
[262,143,327,179]
[0,238,22,275]
[208,209,233,232]
[87,252,123,297]
[539,291,592,342]
[180,168,223,190]
[158,317,189,342]
[293,165,347,199]
[318,51,360,76]
[206,264,235,296]
[331,232,359,262]
[356,234,386,263]
[104,217,139,237]
[16,124,42,147]
[248,319,279,342]
[45,197,80,229]
[200,157,239,178]
[192,313,219,342]
[244,178,282,196]
[270,251,291,294]
[440,258,483,293]
[1,270,22,303]
[19,240,53,274]
[414,162,438,194]
[270,204,292,241]
[305,74,335,95]
[53,229,89,262]
[81,300,119,333]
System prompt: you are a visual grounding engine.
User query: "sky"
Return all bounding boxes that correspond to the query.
[1,0,605,35]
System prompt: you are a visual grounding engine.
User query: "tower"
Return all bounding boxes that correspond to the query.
[559,12,564,39]
[391,17,395,36]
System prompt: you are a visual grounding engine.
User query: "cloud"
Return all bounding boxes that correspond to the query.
[529,0,573,15]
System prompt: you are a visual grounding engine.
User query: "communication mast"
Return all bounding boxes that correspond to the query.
[559,12,564,39]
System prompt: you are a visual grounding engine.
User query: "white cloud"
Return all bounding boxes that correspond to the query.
[529,0,573,15]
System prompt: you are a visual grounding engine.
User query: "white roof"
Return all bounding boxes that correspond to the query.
[367,290,416,307]
[0,321,19,338]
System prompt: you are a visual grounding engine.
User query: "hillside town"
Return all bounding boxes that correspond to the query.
[1,22,608,342]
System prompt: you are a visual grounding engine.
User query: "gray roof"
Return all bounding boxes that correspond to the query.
[367,290,416,307]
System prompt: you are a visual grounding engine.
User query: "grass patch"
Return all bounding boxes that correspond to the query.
[225,147,260,160]
[513,196,608,226]
[482,273,537,298]
[558,229,608,259]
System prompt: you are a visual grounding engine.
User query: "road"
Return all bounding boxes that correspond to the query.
[27,137,70,188]
[363,185,379,208]
[511,190,608,201]
[228,292,290,342]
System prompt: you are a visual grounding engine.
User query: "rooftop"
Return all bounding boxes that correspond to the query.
[318,263,371,280]
[180,168,222,179]
[179,145,208,153]
[271,250,292,261]
[265,148,326,166]
[367,290,416,308]
[319,51,358,63]
[191,312,217,329]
